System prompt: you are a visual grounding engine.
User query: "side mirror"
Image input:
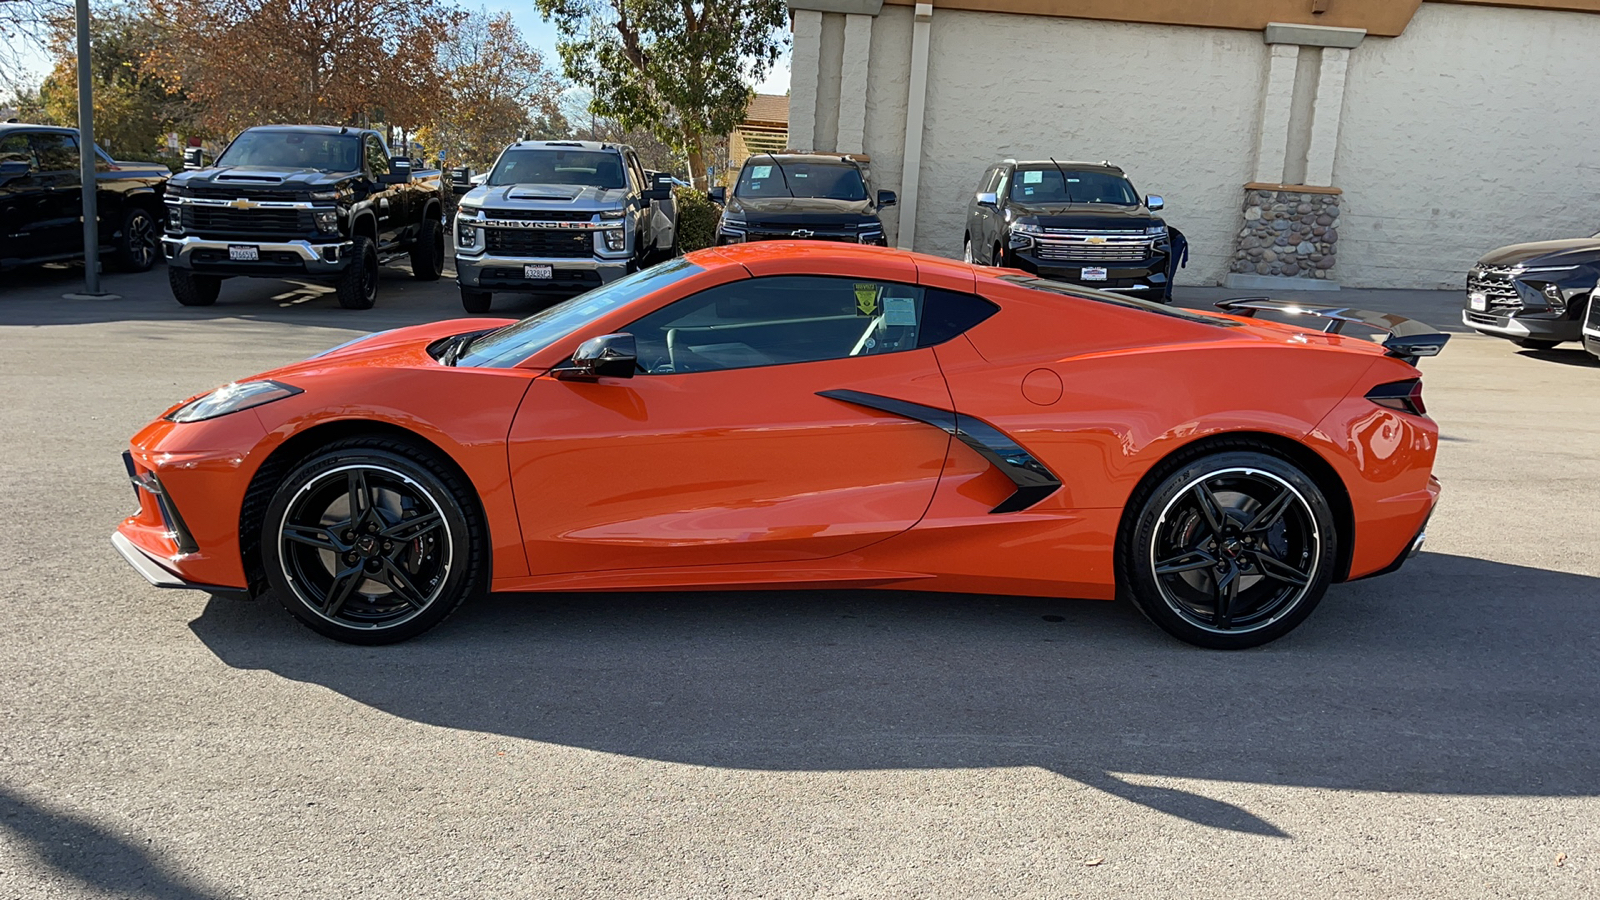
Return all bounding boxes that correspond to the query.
[182,147,205,170]
[450,166,474,195]
[644,171,672,202]
[976,192,998,208]
[877,189,897,208]
[556,333,637,381]
[708,186,726,204]
[378,157,412,185]
[1147,194,1165,211]
[0,159,29,180]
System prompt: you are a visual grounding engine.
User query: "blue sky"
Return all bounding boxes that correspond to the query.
[11,4,791,97]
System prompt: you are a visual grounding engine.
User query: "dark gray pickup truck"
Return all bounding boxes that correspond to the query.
[161,125,444,309]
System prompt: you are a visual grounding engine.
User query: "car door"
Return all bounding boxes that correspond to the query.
[967,166,997,259]
[363,133,401,246]
[988,165,1012,264]
[28,131,85,254]
[0,131,47,262]
[623,149,652,251]
[506,273,957,575]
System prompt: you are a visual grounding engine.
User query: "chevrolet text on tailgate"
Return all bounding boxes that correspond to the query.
[450,140,678,314]
[161,125,446,309]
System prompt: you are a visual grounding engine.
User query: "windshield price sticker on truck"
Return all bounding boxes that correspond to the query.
[1023,170,1043,184]
[751,166,772,179]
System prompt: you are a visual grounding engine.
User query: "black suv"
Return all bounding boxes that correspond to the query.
[709,153,895,245]
[1463,233,1600,350]
[162,125,445,309]
[964,160,1174,300]
[0,123,167,273]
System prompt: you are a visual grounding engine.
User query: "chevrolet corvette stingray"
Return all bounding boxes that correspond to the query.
[114,242,1448,649]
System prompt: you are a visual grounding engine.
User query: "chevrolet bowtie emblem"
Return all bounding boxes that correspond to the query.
[791,229,813,238]
[1087,236,1106,244]
[228,198,256,210]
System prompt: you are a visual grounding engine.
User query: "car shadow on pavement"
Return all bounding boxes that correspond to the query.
[188,551,1600,838]
[1518,348,1600,368]
[0,785,226,900]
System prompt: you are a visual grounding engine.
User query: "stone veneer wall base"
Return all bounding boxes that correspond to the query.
[1221,272,1341,292]
[1229,185,1342,286]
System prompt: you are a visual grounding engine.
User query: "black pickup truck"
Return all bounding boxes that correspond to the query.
[0,123,167,273]
[161,125,445,309]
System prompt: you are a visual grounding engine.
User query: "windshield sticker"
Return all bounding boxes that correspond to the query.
[883,296,917,326]
[751,166,772,178]
[1023,170,1043,184]
[1068,178,1080,183]
[855,284,880,316]
[1023,187,1035,196]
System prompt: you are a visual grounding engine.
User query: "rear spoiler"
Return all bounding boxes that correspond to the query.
[1215,298,1450,365]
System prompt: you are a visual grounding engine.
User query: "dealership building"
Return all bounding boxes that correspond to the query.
[785,0,1600,289]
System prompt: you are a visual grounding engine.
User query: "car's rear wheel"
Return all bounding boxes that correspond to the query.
[115,206,160,272]
[169,267,220,306]
[460,287,492,314]
[261,439,485,645]
[410,217,445,281]
[1122,449,1337,649]
[336,236,379,309]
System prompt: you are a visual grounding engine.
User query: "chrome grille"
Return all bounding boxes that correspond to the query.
[484,229,592,258]
[1032,232,1155,263]
[481,208,593,222]
[748,230,858,243]
[185,186,301,201]
[181,206,307,235]
[1468,265,1522,312]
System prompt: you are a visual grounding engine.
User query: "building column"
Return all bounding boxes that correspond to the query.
[896,2,934,250]
[1253,44,1300,184]
[1304,47,1350,187]
[788,9,825,154]
[836,14,874,154]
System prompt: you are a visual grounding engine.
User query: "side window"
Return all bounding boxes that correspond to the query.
[993,167,1010,203]
[0,133,35,169]
[624,275,930,374]
[918,289,999,348]
[30,133,78,173]
[978,167,998,194]
[365,135,389,180]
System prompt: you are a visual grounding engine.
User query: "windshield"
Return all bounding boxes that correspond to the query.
[489,149,626,189]
[736,159,867,201]
[455,258,705,368]
[1011,168,1139,205]
[216,131,360,172]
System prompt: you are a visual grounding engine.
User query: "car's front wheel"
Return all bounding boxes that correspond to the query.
[169,267,220,306]
[335,236,379,309]
[261,439,485,645]
[410,218,445,282]
[1121,449,1337,649]
[460,287,492,314]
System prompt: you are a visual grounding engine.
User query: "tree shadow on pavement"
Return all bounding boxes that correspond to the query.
[0,785,225,900]
[189,552,1600,838]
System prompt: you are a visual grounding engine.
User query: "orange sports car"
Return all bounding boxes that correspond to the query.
[114,242,1447,649]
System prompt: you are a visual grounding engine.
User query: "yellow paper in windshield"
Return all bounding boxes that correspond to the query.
[855,284,879,316]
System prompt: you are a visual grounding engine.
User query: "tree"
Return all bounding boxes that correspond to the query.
[33,5,196,157]
[0,0,66,88]
[429,9,566,168]
[536,0,787,188]
[145,0,453,133]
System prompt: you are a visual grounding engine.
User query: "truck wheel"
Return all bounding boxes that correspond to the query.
[460,287,492,314]
[115,207,160,272]
[169,267,220,306]
[336,236,379,310]
[410,218,444,282]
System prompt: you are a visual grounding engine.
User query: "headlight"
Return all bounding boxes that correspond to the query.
[313,209,339,233]
[1009,221,1042,234]
[603,228,626,251]
[456,215,478,249]
[166,206,181,230]
[1146,224,1168,236]
[167,380,302,423]
[310,187,352,201]
[1543,282,1567,311]
[599,208,626,220]
[719,217,746,243]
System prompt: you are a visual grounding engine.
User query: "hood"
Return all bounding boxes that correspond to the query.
[265,319,516,380]
[466,183,629,211]
[105,159,170,179]
[726,194,877,227]
[1477,237,1600,267]
[1010,201,1157,231]
[170,166,352,191]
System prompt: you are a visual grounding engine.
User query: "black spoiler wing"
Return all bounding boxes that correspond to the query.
[1214,298,1449,365]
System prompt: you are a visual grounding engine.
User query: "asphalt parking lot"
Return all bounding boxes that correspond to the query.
[2,260,1597,899]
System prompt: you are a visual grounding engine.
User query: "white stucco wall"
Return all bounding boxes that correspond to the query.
[861,5,915,246]
[905,11,1268,284]
[1334,3,1600,288]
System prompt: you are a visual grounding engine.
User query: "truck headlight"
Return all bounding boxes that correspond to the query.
[457,216,477,249]
[313,209,339,233]
[166,205,181,231]
[1146,224,1168,236]
[718,216,747,244]
[603,227,626,251]
[599,208,626,221]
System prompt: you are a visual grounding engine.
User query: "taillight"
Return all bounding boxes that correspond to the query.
[1366,379,1426,416]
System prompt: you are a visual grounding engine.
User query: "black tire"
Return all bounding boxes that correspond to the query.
[460,286,492,314]
[1514,338,1560,350]
[963,237,974,264]
[410,216,445,282]
[1120,448,1338,650]
[336,235,379,309]
[260,438,486,645]
[169,266,220,306]
[993,244,1006,267]
[115,206,160,272]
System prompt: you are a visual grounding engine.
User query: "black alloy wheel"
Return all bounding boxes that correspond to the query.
[336,236,379,309]
[116,207,160,272]
[262,440,483,644]
[1123,449,1337,649]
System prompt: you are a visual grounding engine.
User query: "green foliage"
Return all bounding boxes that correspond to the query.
[673,184,719,253]
[535,0,788,184]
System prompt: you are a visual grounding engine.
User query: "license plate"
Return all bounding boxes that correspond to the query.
[1082,267,1108,281]
[1468,291,1487,312]
[228,244,259,262]
[524,264,553,280]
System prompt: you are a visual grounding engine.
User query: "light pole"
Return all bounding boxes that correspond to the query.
[67,0,114,299]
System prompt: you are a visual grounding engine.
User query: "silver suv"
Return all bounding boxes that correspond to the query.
[451,140,678,313]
